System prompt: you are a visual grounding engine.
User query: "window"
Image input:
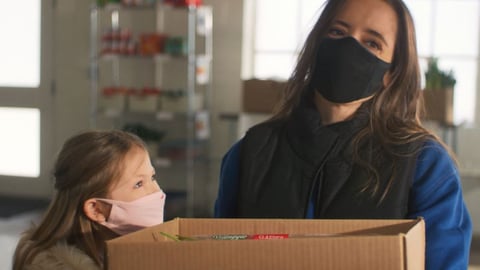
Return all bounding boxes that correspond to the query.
[405,0,479,124]
[246,0,326,79]
[246,0,480,124]
[0,0,46,181]
[0,108,40,177]
[0,0,41,87]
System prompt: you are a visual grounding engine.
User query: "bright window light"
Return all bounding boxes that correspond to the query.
[251,0,479,124]
[0,107,40,177]
[0,0,41,88]
[253,0,326,79]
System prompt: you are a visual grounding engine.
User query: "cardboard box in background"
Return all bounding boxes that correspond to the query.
[105,218,425,270]
[422,88,454,125]
[242,79,287,113]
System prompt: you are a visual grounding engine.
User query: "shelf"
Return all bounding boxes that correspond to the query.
[102,3,155,10]
[97,109,201,120]
[99,53,187,62]
[98,3,176,11]
[90,3,213,217]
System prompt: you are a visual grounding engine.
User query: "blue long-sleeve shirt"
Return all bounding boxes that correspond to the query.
[214,139,472,270]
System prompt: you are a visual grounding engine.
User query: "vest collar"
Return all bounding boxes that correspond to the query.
[286,93,369,165]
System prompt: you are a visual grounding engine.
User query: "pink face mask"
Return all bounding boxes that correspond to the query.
[95,190,166,235]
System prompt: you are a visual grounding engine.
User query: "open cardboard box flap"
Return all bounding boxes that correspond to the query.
[105,218,425,270]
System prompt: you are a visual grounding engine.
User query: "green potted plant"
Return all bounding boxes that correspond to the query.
[422,57,456,125]
[424,58,456,90]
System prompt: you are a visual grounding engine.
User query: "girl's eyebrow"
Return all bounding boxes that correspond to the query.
[134,168,155,178]
[334,20,389,47]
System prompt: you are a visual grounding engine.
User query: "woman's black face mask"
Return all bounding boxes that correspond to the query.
[311,37,391,103]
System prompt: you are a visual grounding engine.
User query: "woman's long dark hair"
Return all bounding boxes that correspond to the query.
[272,0,449,200]
[13,130,146,269]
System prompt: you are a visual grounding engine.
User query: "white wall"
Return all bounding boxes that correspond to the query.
[54,0,92,149]
[456,127,480,235]
[200,0,245,214]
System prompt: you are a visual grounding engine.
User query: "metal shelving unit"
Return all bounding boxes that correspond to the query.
[89,1,213,218]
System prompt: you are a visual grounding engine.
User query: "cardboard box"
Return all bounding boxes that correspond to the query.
[243,79,287,113]
[105,218,425,270]
[422,88,454,125]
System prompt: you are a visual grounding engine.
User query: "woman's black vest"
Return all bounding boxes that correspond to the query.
[236,101,418,219]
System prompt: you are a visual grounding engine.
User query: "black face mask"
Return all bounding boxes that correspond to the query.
[311,37,391,103]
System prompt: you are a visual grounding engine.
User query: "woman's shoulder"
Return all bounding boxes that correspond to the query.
[26,242,100,270]
[245,118,285,134]
[413,138,458,192]
[417,138,456,169]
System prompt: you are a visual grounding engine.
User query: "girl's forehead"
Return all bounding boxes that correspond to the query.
[109,147,149,190]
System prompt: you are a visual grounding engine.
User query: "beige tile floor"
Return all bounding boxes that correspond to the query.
[470,235,480,269]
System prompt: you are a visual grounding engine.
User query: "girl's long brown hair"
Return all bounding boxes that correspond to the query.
[13,130,146,269]
[272,0,448,199]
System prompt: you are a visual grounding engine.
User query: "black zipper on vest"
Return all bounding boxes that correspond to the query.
[304,140,338,218]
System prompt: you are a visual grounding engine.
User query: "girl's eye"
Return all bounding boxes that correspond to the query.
[151,175,157,182]
[134,181,144,189]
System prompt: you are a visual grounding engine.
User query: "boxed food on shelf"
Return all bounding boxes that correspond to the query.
[105,218,425,270]
[139,33,168,56]
[164,36,187,56]
[242,78,287,114]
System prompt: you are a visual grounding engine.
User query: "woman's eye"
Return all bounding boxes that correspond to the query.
[134,181,143,189]
[328,28,345,37]
[151,175,157,182]
[365,40,381,51]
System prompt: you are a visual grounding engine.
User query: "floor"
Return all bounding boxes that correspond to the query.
[471,235,480,268]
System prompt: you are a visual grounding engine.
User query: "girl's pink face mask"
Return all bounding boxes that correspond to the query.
[95,190,166,235]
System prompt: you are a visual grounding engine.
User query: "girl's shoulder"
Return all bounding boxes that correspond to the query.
[26,242,100,270]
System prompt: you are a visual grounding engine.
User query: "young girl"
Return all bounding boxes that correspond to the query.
[13,130,166,270]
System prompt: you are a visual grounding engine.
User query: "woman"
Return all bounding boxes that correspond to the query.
[214,0,472,269]
[14,130,166,269]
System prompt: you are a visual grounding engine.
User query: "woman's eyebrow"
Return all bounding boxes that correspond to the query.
[333,19,389,47]
[365,28,389,47]
[333,20,350,29]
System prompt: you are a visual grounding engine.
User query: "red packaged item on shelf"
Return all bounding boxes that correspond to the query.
[119,28,132,41]
[124,0,144,6]
[139,33,168,56]
[102,86,118,97]
[164,0,202,7]
[102,86,133,97]
[140,87,161,96]
[125,40,137,55]
[125,87,138,96]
